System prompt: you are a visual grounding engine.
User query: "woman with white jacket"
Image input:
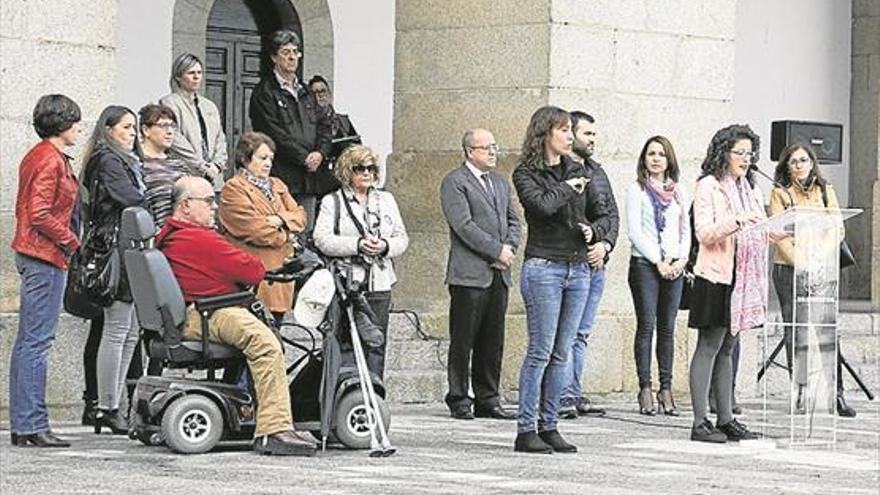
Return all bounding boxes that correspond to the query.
[313,145,408,379]
[626,136,690,417]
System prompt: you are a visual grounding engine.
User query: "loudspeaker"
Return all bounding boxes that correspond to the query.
[770,120,843,164]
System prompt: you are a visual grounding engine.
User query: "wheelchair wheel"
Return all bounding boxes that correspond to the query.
[333,390,390,450]
[161,395,224,454]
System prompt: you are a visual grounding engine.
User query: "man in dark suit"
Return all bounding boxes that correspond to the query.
[249,30,332,235]
[440,128,522,420]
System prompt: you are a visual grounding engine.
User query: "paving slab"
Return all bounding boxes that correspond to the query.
[1,398,878,494]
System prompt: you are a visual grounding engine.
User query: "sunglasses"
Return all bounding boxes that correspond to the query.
[352,164,379,175]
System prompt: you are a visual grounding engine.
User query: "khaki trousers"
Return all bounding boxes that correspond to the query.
[182,306,292,438]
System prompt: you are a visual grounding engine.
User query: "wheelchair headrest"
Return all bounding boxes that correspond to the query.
[121,207,157,246]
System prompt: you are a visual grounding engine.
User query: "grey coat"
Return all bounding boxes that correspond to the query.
[440,164,522,288]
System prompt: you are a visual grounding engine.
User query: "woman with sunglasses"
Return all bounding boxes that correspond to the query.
[218,131,307,323]
[80,105,146,434]
[313,145,409,379]
[768,143,855,417]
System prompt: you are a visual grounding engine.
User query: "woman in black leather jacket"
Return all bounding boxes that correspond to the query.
[511,105,608,455]
[80,105,145,434]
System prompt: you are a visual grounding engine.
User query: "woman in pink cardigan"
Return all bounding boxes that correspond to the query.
[687,124,769,443]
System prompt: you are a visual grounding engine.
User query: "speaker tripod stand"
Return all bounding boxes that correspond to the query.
[757,334,874,401]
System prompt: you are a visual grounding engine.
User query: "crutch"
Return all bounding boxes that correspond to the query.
[344,299,395,457]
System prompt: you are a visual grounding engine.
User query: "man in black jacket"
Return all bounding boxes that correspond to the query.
[249,30,332,234]
[559,111,620,419]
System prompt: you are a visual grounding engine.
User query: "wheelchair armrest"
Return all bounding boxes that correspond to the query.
[194,291,255,313]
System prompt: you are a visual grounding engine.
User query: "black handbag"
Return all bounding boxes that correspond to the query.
[63,173,121,316]
[679,204,699,311]
[819,183,856,269]
[63,249,102,319]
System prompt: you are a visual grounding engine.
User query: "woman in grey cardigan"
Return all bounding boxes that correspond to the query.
[312,145,408,379]
[159,53,228,191]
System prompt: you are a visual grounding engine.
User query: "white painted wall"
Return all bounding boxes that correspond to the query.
[115,0,396,176]
[115,0,175,110]
[734,0,852,204]
[328,0,396,170]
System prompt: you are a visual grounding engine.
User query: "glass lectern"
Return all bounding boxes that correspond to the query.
[748,206,862,446]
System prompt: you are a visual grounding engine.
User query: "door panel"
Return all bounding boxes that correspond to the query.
[206,32,261,165]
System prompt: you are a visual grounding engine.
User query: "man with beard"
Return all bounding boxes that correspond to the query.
[558,112,619,419]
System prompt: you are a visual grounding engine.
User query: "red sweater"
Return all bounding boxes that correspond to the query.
[157,217,265,303]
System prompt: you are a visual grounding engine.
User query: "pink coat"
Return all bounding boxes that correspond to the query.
[692,175,765,285]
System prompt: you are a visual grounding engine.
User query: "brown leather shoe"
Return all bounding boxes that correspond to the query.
[254,430,317,456]
[657,389,680,416]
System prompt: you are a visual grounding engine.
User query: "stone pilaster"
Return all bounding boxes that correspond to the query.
[850,0,880,308]
[0,0,118,312]
[390,0,737,396]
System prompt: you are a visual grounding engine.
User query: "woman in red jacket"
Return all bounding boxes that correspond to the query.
[9,94,82,447]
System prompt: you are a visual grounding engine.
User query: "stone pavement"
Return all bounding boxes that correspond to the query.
[1,397,878,495]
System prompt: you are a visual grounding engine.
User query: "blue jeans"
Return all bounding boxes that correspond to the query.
[561,266,605,402]
[8,254,67,434]
[517,257,590,434]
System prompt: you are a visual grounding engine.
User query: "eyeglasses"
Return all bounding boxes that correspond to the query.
[469,144,499,152]
[186,195,216,206]
[312,88,330,96]
[787,156,811,166]
[729,148,757,160]
[277,47,301,57]
[352,164,379,175]
[151,122,178,130]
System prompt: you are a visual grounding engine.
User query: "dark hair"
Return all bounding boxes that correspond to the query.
[308,75,329,88]
[519,105,571,170]
[169,53,202,90]
[138,104,177,129]
[570,111,595,131]
[774,142,825,188]
[636,136,680,189]
[32,94,81,138]
[699,124,760,186]
[81,105,142,177]
[267,30,301,58]
[234,131,276,168]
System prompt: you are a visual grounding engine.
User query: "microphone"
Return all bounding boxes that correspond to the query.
[749,163,794,210]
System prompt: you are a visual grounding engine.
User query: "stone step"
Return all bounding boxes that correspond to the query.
[383,369,447,404]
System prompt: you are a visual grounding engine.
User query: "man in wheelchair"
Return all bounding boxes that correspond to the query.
[156,176,316,456]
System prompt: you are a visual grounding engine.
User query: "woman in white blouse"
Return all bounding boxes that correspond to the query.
[626,136,690,416]
[312,145,408,380]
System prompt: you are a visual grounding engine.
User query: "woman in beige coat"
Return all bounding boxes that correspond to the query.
[219,131,306,322]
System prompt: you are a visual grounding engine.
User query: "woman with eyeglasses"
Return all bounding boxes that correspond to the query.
[140,103,201,228]
[80,105,146,434]
[312,144,409,379]
[687,124,772,443]
[218,131,307,324]
[767,142,855,417]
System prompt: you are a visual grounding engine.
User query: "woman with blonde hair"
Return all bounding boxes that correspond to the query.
[312,145,409,379]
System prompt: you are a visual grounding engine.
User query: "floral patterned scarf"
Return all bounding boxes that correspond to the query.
[720,176,769,334]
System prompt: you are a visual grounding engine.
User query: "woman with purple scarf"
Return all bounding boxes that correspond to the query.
[626,136,690,416]
[687,124,771,443]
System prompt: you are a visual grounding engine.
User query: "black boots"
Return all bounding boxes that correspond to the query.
[81,395,98,426]
[94,409,130,435]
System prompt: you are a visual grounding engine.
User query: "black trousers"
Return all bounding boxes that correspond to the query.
[445,272,509,410]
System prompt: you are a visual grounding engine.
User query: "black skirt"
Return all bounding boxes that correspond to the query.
[687,276,732,330]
